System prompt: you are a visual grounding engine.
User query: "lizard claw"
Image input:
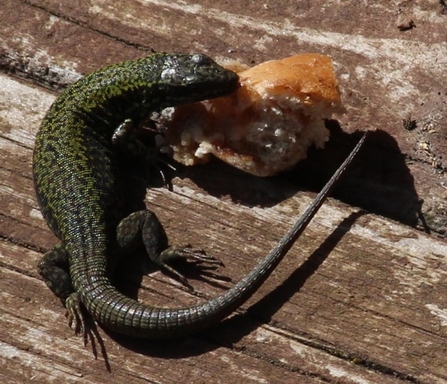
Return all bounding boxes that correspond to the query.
[162,244,224,266]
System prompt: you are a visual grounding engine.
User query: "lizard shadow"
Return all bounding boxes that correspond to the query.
[208,209,366,345]
[108,209,363,358]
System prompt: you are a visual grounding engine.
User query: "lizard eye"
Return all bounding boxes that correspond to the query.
[160,67,177,81]
[184,75,196,83]
[191,54,212,66]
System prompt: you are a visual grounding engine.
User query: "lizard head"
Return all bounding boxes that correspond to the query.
[157,53,240,105]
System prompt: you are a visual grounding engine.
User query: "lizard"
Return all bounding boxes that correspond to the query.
[33,52,367,339]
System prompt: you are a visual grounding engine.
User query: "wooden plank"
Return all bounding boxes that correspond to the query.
[1,0,447,382]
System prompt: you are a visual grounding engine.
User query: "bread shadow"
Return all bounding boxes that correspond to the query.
[182,122,424,230]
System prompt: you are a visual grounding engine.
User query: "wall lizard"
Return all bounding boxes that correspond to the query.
[33,52,366,339]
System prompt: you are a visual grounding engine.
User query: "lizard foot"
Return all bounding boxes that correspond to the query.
[66,292,87,342]
[156,244,224,291]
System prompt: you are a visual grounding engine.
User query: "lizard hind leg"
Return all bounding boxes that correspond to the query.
[116,210,223,291]
[37,243,86,336]
[37,243,74,302]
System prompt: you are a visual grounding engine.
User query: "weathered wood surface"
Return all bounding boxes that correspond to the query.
[1,1,446,383]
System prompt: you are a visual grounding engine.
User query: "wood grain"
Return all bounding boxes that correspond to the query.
[1,0,446,382]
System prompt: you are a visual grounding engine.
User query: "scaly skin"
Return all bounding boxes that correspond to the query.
[33,52,366,339]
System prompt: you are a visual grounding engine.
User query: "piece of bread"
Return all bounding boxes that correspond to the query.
[163,53,345,176]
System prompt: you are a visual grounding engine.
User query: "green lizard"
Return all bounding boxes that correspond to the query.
[33,52,366,339]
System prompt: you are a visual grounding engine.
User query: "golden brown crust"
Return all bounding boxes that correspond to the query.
[239,54,342,107]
